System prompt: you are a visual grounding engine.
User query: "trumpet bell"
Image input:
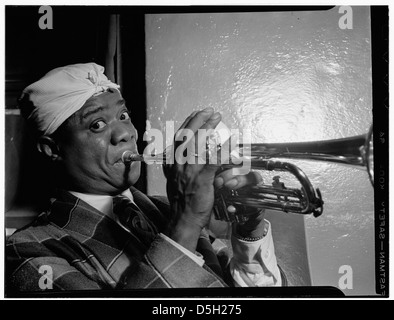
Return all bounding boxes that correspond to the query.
[239,125,374,185]
[213,125,373,223]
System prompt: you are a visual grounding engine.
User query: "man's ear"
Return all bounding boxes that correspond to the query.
[37,136,62,161]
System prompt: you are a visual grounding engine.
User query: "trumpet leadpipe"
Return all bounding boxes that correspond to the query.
[121,151,166,164]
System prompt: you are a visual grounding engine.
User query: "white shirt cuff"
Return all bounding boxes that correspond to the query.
[230,220,282,286]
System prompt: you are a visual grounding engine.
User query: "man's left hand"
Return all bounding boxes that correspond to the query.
[214,169,267,239]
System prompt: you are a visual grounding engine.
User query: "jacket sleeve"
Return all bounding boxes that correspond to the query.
[118,234,227,289]
[6,242,102,293]
[6,233,226,293]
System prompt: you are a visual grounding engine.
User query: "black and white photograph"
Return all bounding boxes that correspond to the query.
[2,3,388,302]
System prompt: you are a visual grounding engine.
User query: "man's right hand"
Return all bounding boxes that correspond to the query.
[163,107,222,253]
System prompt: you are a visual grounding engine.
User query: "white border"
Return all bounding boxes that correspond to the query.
[0,0,392,301]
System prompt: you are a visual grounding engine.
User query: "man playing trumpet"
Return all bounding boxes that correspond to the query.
[6,63,283,292]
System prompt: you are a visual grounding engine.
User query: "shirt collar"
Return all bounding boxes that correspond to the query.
[69,189,134,217]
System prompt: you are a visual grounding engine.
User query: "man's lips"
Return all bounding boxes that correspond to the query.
[114,148,139,164]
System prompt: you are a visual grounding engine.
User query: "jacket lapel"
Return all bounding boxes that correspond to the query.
[47,190,148,284]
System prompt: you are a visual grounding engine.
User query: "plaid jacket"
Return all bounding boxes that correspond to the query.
[6,187,226,293]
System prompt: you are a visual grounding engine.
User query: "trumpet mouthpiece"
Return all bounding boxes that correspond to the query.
[121,151,143,163]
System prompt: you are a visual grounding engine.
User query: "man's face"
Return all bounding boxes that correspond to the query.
[55,89,141,195]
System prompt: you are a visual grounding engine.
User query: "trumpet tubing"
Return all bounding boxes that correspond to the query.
[214,159,324,223]
[122,125,373,223]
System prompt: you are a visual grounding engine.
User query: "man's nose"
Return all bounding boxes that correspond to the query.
[111,122,137,145]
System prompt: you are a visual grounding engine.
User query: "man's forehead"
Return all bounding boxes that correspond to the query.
[84,90,124,107]
[79,90,125,115]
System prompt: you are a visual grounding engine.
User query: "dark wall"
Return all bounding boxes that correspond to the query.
[5,6,147,213]
[6,6,102,107]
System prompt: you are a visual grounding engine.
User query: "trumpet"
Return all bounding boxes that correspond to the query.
[122,125,373,223]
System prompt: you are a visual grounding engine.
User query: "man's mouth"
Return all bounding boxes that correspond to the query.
[114,149,139,165]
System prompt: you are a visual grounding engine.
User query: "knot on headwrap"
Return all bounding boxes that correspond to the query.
[19,63,120,135]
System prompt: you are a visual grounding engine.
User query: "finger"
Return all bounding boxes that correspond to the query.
[177,110,221,160]
[199,112,222,131]
[178,110,198,131]
[214,170,263,189]
[173,111,198,152]
[174,109,209,148]
[212,133,231,165]
[193,112,222,159]
[206,125,235,167]
[183,107,215,133]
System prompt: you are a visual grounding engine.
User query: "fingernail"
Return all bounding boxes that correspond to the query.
[211,112,221,120]
[215,177,224,187]
[225,178,238,188]
[203,107,214,113]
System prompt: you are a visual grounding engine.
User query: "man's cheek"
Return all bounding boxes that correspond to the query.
[127,162,141,181]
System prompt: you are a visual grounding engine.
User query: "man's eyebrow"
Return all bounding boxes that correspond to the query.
[80,99,127,123]
[81,106,105,121]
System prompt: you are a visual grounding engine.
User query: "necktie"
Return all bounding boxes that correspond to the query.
[112,195,158,246]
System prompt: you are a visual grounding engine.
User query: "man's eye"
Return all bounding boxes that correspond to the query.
[91,120,106,130]
[120,111,130,121]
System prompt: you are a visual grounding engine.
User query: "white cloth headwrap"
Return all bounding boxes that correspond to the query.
[21,63,120,135]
